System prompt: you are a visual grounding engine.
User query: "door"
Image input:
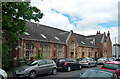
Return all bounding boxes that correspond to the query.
[37,60,47,74]
[71,59,78,69]
[82,52,84,58]
[45,60,54,73]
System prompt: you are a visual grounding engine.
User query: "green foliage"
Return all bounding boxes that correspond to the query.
[2,2,43,44]
[35,48,44,60]
[2,44,13,70]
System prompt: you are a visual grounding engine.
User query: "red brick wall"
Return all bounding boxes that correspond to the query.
[96,43,103,57]
[96,34,112,58]
[18,40,66,60]
[107,37,112,57]
[67,32,78,59]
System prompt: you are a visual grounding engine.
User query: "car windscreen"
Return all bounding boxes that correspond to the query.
[81,70,113,77]
[27,61,38,66]
[58,59,66,63]
[82,58,88,61]
[99,58,107,60]
[102,64,120,70]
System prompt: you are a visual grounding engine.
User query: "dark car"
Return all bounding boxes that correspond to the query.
[57,58,82,72]
[13,59,57,79]
[79,69,119,79]
[79,58,97,68]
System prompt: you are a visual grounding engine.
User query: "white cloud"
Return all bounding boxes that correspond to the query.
[31,0,119,45]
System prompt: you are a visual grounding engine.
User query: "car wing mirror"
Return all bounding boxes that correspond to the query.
[38,64,41,66]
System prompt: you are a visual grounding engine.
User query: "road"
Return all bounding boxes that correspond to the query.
[36,65,102,79]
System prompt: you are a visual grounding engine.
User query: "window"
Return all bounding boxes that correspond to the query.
[24,32,30,36]
[46,60,53,64]
[44,46,51,59]
[25,44,34,60]
[77,48,80,58]
[84,48,87,57]
[58,46,63,59]
[39,60,46,65]
[55,36,59,40]
[81,41,85,44]
[70,41,75,52]
[27,61,38,66]
[41,34,46,39]
[103,64,120,70]
[104,41,107,48]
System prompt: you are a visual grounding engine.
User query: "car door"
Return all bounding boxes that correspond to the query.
[89,58,94,66]
[71,59,78,69]
[37,60,47,74]
[45,60,54,73]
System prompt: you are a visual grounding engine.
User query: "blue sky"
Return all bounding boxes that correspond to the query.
[98,21,118,28]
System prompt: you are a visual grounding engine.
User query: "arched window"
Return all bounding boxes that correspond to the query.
[70,41,75,52]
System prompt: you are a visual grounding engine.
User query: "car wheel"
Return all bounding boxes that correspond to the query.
[0,75,4,79]
[67,67,71,72]
[78,65,82,70]
[51,68,57,75]
[29,71,36,79]
[88,64,90,68]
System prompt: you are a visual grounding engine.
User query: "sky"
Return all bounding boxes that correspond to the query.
[31,0,119,45]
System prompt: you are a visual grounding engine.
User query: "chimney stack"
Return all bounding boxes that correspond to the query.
[99,30,101,34]
[107,31,110,36]
[96,31,98,34]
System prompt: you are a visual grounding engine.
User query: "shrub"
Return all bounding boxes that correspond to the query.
[2,44,13,70]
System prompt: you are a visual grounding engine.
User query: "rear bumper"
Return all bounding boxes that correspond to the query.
[57,66,68,71]
[81,63,89,67]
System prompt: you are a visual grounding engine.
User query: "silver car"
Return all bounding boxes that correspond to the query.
[79,58,97,68]
[0,69,7,79]
[97,57,108,64]
[13,59,57,79]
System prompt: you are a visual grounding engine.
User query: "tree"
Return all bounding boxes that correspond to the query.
[2,2,43,69]
[2,2,43,44]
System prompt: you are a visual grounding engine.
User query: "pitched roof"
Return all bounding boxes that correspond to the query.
[86,34,104,43]
[21,22,98,48]
[74,33,97,48]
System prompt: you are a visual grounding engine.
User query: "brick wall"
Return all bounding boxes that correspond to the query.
[67,32,78,59]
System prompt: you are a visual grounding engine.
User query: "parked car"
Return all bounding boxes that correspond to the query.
[108,57,116,61]
[79,58,97,68]
[78,69,119,79]
[101,61,120,77]
[97,57,108,64]
[13,59,57,79]
[57,58,82,72]
[116,57,120,61]
[0,69,7,79]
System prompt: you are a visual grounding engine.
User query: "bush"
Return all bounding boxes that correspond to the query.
[35,48,44,60]
[2,44,13,71]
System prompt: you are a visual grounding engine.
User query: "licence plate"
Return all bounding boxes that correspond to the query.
[58,67,62,68]
[81,62,84,64]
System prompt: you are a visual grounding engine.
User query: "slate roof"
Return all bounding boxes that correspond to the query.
[21,22,98,48]
[86,34,104,43]
[74,33,97,48]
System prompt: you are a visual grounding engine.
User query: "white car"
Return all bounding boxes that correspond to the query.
[0,69,7,79]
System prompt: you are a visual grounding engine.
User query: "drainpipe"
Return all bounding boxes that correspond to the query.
[21,38,23,58]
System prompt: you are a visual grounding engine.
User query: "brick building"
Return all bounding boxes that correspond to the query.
[12,22,112,61]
